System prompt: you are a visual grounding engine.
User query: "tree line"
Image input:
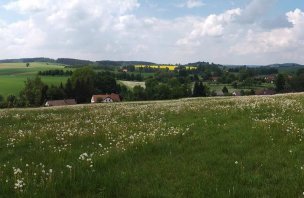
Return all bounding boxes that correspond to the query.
[0,67,210,108]
[275,69,304,93]
[38,69,73,76]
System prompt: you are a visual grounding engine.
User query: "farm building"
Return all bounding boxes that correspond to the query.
[45,99,77,107]
[255,89,276,96]
[210,76,220,82]
[91,93,121,103]
[232,91,241,96]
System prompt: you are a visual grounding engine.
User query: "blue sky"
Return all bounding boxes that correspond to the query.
[0,0,303,64]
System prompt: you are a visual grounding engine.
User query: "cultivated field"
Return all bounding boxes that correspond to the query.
[0,62,69,97]
[0,93,304,197]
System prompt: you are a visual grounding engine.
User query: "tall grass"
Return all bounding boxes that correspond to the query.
[0,93,303,197]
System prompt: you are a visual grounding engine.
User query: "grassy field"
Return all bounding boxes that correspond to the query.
[0,62,69,97]
[119,80,146,89]
[207,83,275,94]
[0,93,304,197]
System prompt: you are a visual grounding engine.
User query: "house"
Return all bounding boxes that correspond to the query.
[264,75,277,83]
[210,76,220,82]
[45,99,77,107]
[232,91,241,96]
[255,89,276,96]
[91,93,121,103]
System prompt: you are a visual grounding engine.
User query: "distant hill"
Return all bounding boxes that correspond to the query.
[267,63,304,68]
[0,57,55,63]
[1,58,303,69]
[266,63,304,73]
[224,64,263,68]
[56,58,93,66]
[96,61,155,67]
[0,58,155,67]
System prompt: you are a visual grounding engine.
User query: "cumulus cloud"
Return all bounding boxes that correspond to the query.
[177,8,241,45]
[231,9,304,55]
[0,0,303,64]
[1,0,141,58]
[238,0,277,23]
[4,0,50,13]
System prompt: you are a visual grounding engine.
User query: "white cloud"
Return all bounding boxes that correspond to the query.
[177,8,241,45]
[1,0,141,58]
[231,9,304,55]
[177,0,205,9]
[0,19,46,58]
[0,0,303,65]
[238,0,277,23]
[4,0,51,13]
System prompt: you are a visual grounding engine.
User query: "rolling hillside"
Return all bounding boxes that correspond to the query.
[0,62,69,97]
[0,93,303,197]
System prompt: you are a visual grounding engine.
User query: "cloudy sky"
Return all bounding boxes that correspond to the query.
[0,0,303,65]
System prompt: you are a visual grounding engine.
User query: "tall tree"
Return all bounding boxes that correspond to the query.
[222,86,229,95]
[193,81,207,97]
[47,85,66,100]
[275,74,286,92]
[71,67,96,103]
[65,78,74,98]
[133,86,146,101]
[95,72,118,94]
[198,81,207,97]
[19,76,47,106]
[192,81,200,97]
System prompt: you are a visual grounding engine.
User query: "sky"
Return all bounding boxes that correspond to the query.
[0,0,303,65]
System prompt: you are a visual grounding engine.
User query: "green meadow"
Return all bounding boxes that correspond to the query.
[0,93,303,197]
[0,62,69,97]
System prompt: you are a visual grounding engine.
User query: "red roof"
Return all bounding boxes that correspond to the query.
[255,89,276,95]
[45,99,77,107]
[91,93,121,103]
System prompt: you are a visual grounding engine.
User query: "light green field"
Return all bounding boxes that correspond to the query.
[119,80,146,89]
[207,83,275,94]
[0,93,303,196]
[0,62,69,97]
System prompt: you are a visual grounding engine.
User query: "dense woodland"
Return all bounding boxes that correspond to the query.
[0,59,304,108]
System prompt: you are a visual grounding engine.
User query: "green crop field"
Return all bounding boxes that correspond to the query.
[0,62,69,97]
[0,93,303,197]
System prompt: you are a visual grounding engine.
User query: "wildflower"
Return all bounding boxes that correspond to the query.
[14,178,25,192]
[13,167,22,175]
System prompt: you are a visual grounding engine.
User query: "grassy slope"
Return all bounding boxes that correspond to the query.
[0,62,69,97]
[0,93,304,197]
[207,83,275,94]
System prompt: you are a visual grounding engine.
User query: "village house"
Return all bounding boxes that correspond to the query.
[45,99,77,107]
[255,89,276,96]
[264,75,277,84]
[91,93,121,103]
[210,76,220,82]
[232,91,241,96]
